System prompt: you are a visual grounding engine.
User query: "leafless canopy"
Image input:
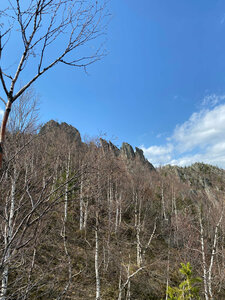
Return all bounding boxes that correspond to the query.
[0,0,108,102]
[0,0,109,167]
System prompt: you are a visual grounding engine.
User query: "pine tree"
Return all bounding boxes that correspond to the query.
[167,262,201,300]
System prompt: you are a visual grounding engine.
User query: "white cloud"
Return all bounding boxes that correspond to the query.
[201,94,225,107]
[173,104,225,152]
[141,144,173,166]
[0,109,4,120]
[141,97,225,168]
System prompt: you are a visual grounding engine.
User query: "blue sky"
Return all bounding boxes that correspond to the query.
[2,0,225,167]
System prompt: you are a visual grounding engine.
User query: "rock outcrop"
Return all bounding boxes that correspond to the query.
[161,163,225,191]
[119,142,155,171]
[100,138,120,156]
[135,147,155,171]
[120,142,135,159]
[40,120,82,147]
[40,120,155,172]
[99,139,155,171]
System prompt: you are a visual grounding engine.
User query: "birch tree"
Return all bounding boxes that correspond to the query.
[0,0,108,167]
[199,209,224,300]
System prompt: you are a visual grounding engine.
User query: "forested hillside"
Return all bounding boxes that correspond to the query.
[0,119,224,300]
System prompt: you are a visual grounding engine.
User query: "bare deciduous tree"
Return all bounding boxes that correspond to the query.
[0,0,108,167]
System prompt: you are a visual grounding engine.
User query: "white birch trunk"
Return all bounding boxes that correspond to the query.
[119,260,144,300]
[171,185,178,246]
[95,213,101,300]
[116,191,122,231]
[119,193,122,226]
[161,183,167,221]
[118,268,122,300]
[126,258,131,300]
[134,191,138,227]
[83,198,88,229]
[136,197,142,267]
[58,153,72,300]
[79,172,84,230]
[64,153,70,222]
[199,214,209,300]
[136,224,142,267]
[115,200,119,233]
[23,248,36,300]
[165,244,170,300]
[115,187,119,233]
[0,173,16,300]
[108,176,113,227]
[95,172,101,300]
[142,221,156,261]
[126,280,131,300]
[208,212,223,300]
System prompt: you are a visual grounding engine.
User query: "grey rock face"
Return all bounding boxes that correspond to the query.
[40,120,155,172]
[40,120,82,146]
[120,143,135,159]
[100,139,120,156]
[119,143,155,171]
[100,138,109,152]
[135,147,155,171]
[109,141,120,156]
[162,163,225,190]
[135,147,145,162]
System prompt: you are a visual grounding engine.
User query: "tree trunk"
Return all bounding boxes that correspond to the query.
[118,268,122,300]
[161,183,167,221]
[0,100,13,168]
[199,214,209,300]
[79,172,84,230]
[0,172,16,300]
[136,196,142,267]
[95,212,101,300]
[208,211,223,300]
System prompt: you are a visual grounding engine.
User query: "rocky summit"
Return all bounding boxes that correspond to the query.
[40,120,155,171]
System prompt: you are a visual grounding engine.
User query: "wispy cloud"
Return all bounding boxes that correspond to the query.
[201,94,225,108]
[141,94,225,168]
[0,109,4,120]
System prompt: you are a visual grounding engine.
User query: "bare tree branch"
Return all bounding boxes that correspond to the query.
[0,0,109,167]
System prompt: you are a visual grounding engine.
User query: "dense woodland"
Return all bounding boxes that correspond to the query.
[0,97,224,300]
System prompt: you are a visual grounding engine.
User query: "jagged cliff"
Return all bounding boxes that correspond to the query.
[40,120,155,172]
[40,120,225,191]
[40,120,82,147]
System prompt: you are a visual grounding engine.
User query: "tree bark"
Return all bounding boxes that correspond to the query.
[95,212,101,300]
[0,171,16,300]
[199,214,209,300]
[0,100,13,168]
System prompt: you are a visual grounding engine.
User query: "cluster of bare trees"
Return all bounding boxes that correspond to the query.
[0,100,157,299]
[158,169,225,300]
[0,2,224,300]
[0,97,224,299]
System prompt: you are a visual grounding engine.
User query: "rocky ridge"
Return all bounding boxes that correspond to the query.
[161,162,225,191]
[40,120,155,171]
